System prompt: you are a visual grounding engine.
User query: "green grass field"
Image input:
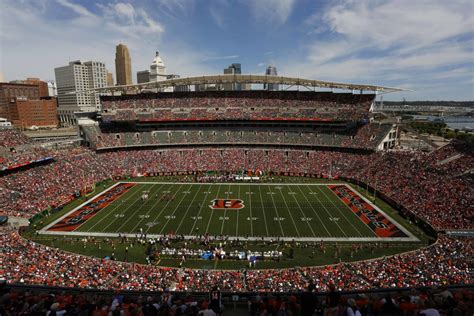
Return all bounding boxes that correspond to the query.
[28,178,428,269]
[41,181,415,241]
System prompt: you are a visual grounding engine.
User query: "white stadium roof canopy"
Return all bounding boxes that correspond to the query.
[71,74,408,95]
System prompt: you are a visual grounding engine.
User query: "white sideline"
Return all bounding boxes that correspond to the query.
[38,230,419,242]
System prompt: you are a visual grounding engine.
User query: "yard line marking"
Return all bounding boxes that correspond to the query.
[235,185,241,236]
[305,185,347,237]
[82,184,142,232]
[277,185,301,237]
[119,183,166,233]
[175,184,205,234]
[294,185,331,236]
[145,183,181,234]
[257,185,270,236]
[248,184,254,237]
[189,184,212,235]
[129,183,167,233]
[205,184,223,234]
[112,183,163,232]
[286,185,316,237]
[159,184,194,235]
[266,185,286,237]
[220,184,232,235]
[320,185,374,237]
[84,184,148,232]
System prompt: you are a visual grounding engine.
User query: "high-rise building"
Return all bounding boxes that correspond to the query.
[149,51,166,82]
[47,81,58,97]
[149,52,172,92]
[264,65,279,91]
[106,70,114,87]
[54,60,107,125]
[223,63,250,90]
[106,71,114,86]
[115,44,132,85]
[137,70,150,84]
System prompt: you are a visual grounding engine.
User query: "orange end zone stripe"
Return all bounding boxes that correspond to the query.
[47,183,135,232]
[329,185,407,238]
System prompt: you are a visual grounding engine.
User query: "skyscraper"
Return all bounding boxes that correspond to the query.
[54,60,107,125]
[149,51,172,92]
[223,63,243,90]
[137,70,150,84]
[149,51,166,82]
[264,65,279,91]
[106,71,114,86]
[115,44,132,85]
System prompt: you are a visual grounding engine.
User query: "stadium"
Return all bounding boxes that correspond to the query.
[1,75,472,313]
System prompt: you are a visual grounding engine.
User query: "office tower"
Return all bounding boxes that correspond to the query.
[149,51,166,82]
[106,71,114,86]
[137,70,150,84]
[54,60,107,125]
[115,44,132,85]
[47,81,58,96]
[149,51,172,92]
[223,63,242,91]
[264,65,279,91]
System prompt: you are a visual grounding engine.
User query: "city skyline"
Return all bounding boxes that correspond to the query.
[1,0,473,100]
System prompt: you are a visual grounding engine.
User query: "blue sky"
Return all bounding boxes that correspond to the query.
[1,0,473,100]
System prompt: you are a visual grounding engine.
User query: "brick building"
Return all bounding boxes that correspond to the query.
[8,97,58,128]
[0,79,58,128]
[0,82,41,119]
[23,78,49,98]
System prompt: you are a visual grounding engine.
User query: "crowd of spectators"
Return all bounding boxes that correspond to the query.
[0,148,109,217]
[0,125,473,295]
[83,124,392,151]
[0,128,52,170]
[2,281,472,316]
[0,224,471,294]
[347,150,473,230]
[425,142,474,176]
[100,91,374,122]
[0,129,30,147]
[0,144,472,230]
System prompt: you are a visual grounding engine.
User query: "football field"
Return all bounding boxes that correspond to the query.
[41,182,416,241]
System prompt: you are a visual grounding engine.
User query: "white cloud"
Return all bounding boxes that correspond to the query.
[154,0,194,19]
[56,0,95,17]
[202,55,239,62]
[208,0,230,29]
[97,2,165,39]
[0,0,216,83]
[209,6,226,29]
[248,0,296,25]
[112,3,136,22]
[323,0,473,50]
[282,0,474,100]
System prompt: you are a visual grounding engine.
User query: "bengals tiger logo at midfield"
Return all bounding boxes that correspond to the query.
[209,199,245,209]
